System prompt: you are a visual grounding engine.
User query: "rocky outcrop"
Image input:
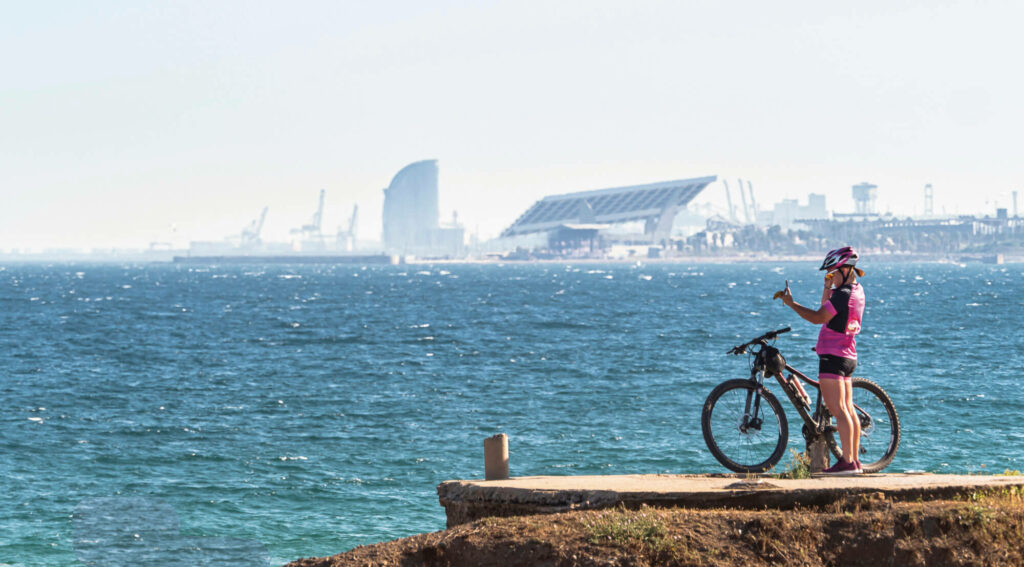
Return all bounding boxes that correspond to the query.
[288,487,1024,567]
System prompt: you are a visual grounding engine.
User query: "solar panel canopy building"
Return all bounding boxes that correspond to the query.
[501,175,717,243]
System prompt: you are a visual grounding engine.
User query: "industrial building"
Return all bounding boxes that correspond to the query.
[682,181,1024,260]
[501,176,718,252]
[767,194,828,229]
[381,160,465,257]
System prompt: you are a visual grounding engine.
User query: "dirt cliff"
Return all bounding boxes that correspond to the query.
[286,487,1024,567]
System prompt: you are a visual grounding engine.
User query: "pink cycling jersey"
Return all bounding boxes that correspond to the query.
[815,282,865,359]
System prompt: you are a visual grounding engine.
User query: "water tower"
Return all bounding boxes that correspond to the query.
[852,182,878,215]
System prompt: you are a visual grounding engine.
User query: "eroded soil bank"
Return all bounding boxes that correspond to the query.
[286,488,1024,567]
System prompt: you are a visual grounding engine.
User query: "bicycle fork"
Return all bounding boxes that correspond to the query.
[739,385,764,433]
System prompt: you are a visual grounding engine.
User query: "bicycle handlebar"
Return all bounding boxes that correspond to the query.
[727,327,791,355]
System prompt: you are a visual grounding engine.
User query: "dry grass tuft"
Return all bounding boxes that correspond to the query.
[775,449,812,479]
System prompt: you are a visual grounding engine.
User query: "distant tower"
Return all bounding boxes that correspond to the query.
[852,182,878,215]
[924,184,934,217]
[382,160,440,253]
[1014,191,1019,218]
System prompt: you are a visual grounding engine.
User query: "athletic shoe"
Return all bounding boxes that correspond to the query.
[820,459,862,475]
[855,459,864,473]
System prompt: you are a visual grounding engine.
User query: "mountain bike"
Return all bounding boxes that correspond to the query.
[700,327,900,473]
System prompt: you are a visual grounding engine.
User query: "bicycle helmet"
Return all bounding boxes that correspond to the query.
[819,246,858,271]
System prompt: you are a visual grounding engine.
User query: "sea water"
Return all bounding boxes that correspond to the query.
[1,261,1021,565]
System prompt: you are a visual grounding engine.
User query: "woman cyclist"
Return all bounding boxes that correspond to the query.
[780,247,866,475]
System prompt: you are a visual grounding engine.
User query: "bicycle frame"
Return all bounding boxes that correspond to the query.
[779,364,831,436]
[742,345,834,439]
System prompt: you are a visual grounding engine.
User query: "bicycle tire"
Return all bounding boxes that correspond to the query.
[824,377,901,473]
[701,379,789,473]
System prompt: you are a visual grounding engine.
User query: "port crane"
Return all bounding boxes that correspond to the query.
[737,178,751,224]
[722,179,759,225]
[337,204,359,251]
[746,180,758,222]
[240,207,268,248]
[291,189,326,245]
[722,179,738,223]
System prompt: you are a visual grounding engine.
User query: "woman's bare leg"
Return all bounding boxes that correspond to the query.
[845,379,861,463]
[821,378,854,462]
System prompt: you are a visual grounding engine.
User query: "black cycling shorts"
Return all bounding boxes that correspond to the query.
[819,354,857,380]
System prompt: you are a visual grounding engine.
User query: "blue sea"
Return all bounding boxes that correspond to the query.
[2,261,1022,565]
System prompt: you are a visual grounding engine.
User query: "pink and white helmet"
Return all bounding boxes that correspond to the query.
[820,246,858,271]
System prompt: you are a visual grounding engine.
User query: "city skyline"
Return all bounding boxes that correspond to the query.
[3,1,1022,250]
[1,165,1013,253]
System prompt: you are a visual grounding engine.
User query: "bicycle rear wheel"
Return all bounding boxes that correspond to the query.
[825,377,901,473]
[701,379,789,473]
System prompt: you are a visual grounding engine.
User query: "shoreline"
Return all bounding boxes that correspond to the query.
[408,251,1021,265]
[1,251,1019,265]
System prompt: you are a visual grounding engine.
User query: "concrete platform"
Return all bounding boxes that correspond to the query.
[437,473,1024,527]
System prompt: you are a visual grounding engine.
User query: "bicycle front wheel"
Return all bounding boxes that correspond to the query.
[701,379,789,473]
[825,377,901,473]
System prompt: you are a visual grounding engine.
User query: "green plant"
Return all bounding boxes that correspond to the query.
[776,449,811,479]
[957,485,1024,503]
[943,504,993,528]
[584,507,668,551]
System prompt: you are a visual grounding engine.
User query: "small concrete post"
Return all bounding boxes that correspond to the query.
[484,433,509,480]
[806,433,830,473]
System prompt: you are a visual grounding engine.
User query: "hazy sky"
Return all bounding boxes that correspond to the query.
[3,1,1022,250]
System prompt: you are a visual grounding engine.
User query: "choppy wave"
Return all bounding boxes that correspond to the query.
[1,261,1022,565]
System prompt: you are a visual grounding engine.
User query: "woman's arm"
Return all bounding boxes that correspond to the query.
[786,298,833,325]
[780,279,834,325]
